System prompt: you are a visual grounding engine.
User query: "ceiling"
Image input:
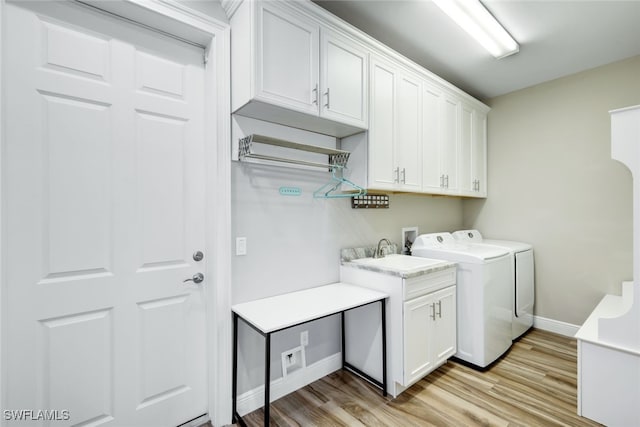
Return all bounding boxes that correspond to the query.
[312,0,640,101]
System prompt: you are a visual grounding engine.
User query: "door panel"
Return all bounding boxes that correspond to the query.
[369,56,396,189]
[396,71,422,191]
[321,29,368,127]
[257,2,319,114]
[4,3,207,426]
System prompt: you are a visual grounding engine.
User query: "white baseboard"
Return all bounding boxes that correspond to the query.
[533,315,580,337]
[237,352,342,416]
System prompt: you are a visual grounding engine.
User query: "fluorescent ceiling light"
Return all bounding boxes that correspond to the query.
[432,0,519,59]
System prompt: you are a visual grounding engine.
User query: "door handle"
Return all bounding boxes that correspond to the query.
[183,273,204,284]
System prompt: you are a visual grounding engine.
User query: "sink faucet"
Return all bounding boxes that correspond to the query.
[375,238,392,258]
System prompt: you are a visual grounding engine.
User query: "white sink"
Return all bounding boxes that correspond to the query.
[350,254,446,273]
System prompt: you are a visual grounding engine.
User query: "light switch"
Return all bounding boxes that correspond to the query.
[236,237,247,256]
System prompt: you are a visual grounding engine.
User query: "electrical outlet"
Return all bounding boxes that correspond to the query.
[236,237,247,256]
[301,330,309,346]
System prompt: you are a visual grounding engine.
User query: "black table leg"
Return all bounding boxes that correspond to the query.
[380,299,387,397]
[341,311,346,368]
[264,332,271,426]
[232,312,239,423]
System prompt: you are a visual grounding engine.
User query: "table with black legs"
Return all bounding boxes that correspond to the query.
[231,283,388,427]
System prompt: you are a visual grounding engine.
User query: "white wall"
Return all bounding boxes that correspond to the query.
[464,55,640,326]
[231,123,463,392]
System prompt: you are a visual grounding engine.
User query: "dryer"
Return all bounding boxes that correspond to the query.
[453,230,534,339]
[412,233,513,368]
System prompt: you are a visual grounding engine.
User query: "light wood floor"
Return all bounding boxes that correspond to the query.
[234,329,602,426]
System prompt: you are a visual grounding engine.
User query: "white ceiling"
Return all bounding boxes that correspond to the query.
[312,0,640,101]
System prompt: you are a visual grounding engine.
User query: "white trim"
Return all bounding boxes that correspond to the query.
[0,0,5,421]
[204,21,233,427]
[533,315,580,337]
[220,0,243,19]
[0,1,232,426]
[237,352,342,416]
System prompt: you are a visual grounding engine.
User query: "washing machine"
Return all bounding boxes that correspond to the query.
[412,232,513,368]
[452,229,534,339]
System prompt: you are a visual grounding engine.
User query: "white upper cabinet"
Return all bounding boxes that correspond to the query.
[228,0,489,197]
[395,70,422,192]
[320,29,368,128]
[422,83,460,196]
[369,56,396,189]
[441,94,460,193]
[368,56,421,192]
[257,2,319,115]
[230,0,368,137]
[459,102,489,198]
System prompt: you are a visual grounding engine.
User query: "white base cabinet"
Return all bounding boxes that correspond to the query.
[340,264,457,397]
[403,285,456,386]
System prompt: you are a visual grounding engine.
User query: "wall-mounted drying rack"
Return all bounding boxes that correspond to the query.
[238,134,366,199]
[238,134,350,170]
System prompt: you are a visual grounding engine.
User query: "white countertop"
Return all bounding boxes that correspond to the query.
[232,282,388,333]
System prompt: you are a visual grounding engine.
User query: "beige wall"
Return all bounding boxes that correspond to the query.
[464,55,640,326]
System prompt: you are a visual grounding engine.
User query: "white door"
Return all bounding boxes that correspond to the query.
[403,294,434,386]
[459,102,474,195]
[369,55,396,190]
[395,71,422,192]
[422,83,445,194]
[3,3,207,426]
[441,95,459,192]
[432,286,457,366]
[320,29,368,127]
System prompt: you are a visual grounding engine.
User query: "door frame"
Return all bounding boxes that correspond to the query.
[0,1,233,425]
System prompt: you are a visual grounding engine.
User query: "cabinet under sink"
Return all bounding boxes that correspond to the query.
[340,255,457,397]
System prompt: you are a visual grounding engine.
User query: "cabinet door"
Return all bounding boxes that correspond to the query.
[403,294,435,386]
[432,286,457,366]
[369,55,396,190]
[256,2,319,114]
[473,111,488,197]
[459,102,474,195]
[441,95,459,192]
[422,83,445,194]
[396,71,422,191]
[320,29,368,128]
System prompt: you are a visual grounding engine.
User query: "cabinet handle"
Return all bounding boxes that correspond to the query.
[430,303,436,320]
[312,84,318,105]
[394,167,400,183]
[324,87,330,109]
[437,300,442,318]
[445,175,449,189]
[476,180,480,192]
[401,168,406,184]
[440,174,444,188]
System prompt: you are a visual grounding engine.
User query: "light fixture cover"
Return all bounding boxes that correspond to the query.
[433,0,519,59]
